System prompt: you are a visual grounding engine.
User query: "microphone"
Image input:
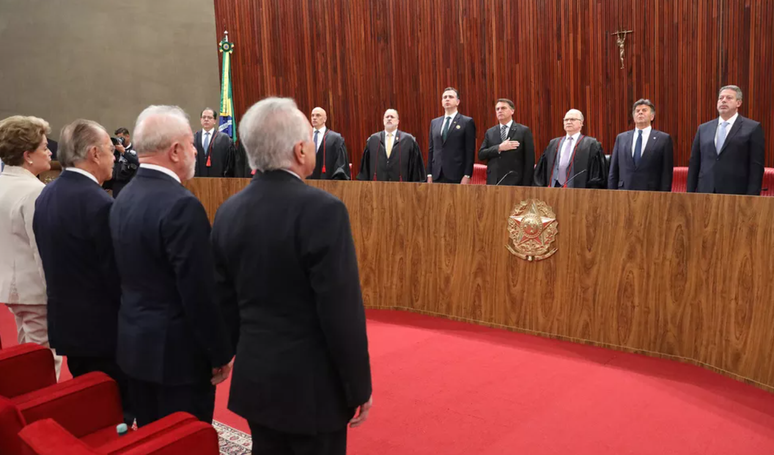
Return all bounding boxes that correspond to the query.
[563,169,587,187]
[495,170,517,186]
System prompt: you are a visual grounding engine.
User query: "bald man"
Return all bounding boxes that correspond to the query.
[357,109,425,182]
[308,107,350,180]
[534,109,607,188]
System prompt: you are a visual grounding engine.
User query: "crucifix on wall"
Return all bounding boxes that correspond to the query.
[611,29,633,70]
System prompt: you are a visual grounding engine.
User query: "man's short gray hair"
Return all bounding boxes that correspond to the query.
[719,85,743,101]
[58,119,108,168]
[239,97,310,172]
[134,105,191,156]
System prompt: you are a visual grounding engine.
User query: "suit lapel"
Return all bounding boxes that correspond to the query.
[443,115,461,143]
[623,130,635,168]
[507,123,517,142]
[719,117,743,155]
[639,131,660,166]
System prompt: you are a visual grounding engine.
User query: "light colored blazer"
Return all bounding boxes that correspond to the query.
[0,166,46,305]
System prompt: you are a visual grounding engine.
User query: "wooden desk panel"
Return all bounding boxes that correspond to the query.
[187,178,774,391]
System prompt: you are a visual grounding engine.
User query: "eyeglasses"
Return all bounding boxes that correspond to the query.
[563,118,581,122]
[201,116,215,120]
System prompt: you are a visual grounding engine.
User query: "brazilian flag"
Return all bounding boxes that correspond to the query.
[218,33,236,142]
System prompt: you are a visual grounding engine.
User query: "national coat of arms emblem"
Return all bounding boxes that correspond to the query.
[506,199,558,261]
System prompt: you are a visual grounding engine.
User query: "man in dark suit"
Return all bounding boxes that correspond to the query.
[110,105,234,426]
[194,108,236,177]
[688,85,765,195]
[308,107,350,180]
[478,98,534,186]
[428,87,477,184]
[212,97,372,455]
[534,109,607,188]
[608,99,674,191]
[33,119,131,421]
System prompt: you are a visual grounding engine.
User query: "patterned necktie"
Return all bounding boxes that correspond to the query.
[500,125,508,142]
[716,121,729,154]
[633,129,643,166]
[441,117,451,141]
[314,130,319,152]
[203,132,210,156]
[386,133,394,158]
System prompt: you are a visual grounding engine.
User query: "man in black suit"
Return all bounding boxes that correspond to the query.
[109,105,234,426]
[33,119,132,421]
[428,87,476,184]
[688,85,765,195]
[308,107,350,180]
[212,97,372,455]
[534,109,607,188]
[608,99,674,191]
[194,107,236,177]
[478,98,534,186]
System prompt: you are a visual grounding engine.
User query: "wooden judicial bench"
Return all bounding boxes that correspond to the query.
[188,177,774,394]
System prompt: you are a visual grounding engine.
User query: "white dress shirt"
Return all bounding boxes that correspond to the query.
[631,126,652,157]
[715,112,739,143]
[140,163,181,183]
[313,126,328,153]
[64,167,99,184]
[0,166,47,305]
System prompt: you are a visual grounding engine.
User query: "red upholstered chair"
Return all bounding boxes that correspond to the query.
[19,415,220,455]
[762,168,774,197]
[0,344,205,455]
[672,167,688,193]
[471,163,487,185]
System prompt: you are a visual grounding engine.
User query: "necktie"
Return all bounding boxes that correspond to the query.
[386,133,394,158]
[203,132,210,156]
[716,121,729,154]
[558,137,574,185]
[314,130,319,152]
[441,117,451,141]
[501,125,508,142]
[633,130,643,166]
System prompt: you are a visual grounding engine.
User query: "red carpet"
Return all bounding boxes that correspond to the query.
[4,305,774,454]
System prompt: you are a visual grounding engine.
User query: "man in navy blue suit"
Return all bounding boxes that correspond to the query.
[688,85,765,195]
[109,105,235,426]
[428,87,477,184]
[212,97,372,455]
[608,99,674,191]
[33,119,132,420]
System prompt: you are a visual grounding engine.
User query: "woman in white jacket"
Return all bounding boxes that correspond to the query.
[0,115,61,377]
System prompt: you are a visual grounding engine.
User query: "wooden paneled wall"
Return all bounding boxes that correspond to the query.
[188,178,774,392]
[213,0,774,173]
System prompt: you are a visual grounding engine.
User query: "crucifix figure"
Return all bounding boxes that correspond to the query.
[611,29,633,69]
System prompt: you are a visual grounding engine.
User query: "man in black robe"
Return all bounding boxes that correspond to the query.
[357,109,425,182]
[308,107,350,180]
[194,108,237,177]
[534,109,607,188]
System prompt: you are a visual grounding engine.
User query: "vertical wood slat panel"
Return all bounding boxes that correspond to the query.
[214,0,774,174]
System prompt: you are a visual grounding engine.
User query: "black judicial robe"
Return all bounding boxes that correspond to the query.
[309,130,350,180]
[533,135,607,188]
[194,130,236,177]
[357,130,425,182]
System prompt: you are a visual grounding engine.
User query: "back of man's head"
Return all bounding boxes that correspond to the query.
[239,97,309,172]
[134,106,191,157]
[58,119,108,168]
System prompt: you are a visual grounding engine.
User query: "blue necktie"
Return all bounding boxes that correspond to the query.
[203,132,210,156]
[314,130,319,152]
[633,130,643,166]
[716,121,729,154]
[441,117,451,141]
